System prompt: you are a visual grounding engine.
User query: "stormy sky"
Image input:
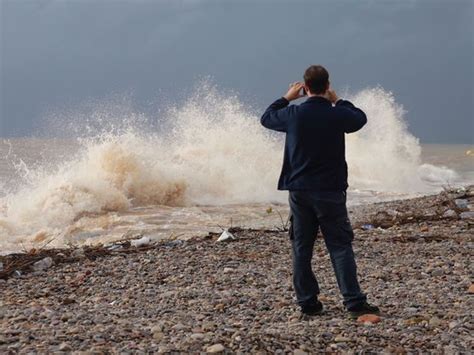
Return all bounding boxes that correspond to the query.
[1,0,473,143]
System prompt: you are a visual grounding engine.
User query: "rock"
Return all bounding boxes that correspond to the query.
[293,350,308,355]
[32,257,53,271]
[0,262,3,271]
[404,316,426,325]
[468,284,474,293]
[71,248,85,259]
[62,297,76,305]
[58,342,72,351]
[190,333,205,340]
[361,224,374,230]
[431,268,443,277]
[217,230,235,242]
[442,209,457,218]
[420,225,429,232]
[201,321,217,331]
[357,314,381,324]
[429,317,442,327]
[460,212,474,219]
[448,321,458,329]
[334,335,351,342]
[455,199,469,209]
[206,343,225,353]
[153,331,164,341]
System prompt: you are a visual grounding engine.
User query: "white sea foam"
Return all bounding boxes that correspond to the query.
[0,83,465,250]
[347,87,459,191]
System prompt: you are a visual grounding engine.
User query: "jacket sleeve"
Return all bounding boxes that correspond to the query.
[335,99,367,133]
[260,97,292,132]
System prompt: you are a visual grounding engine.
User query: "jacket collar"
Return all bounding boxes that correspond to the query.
[304,96,332,105]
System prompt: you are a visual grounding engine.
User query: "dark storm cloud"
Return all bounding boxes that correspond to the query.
[1,0,473,143]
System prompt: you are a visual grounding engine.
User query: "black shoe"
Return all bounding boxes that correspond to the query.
[347,301,380,319]
[301,300,323,316]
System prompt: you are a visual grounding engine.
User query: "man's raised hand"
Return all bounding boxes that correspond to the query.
[283,82,305,102]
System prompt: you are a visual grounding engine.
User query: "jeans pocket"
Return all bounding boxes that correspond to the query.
[338,216,354,242]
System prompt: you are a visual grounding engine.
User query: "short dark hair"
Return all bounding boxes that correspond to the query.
[304,65,329,94]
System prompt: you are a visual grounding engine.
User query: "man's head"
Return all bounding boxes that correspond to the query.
[304,65,329,95]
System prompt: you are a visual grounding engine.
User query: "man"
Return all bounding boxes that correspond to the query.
[261,65,380,318]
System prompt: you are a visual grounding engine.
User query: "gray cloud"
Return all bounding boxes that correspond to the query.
[1,0,473,143]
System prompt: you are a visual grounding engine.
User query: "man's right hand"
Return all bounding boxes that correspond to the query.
[283,82,305,102]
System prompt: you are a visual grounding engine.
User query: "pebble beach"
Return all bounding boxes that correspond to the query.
[1,187,473,353]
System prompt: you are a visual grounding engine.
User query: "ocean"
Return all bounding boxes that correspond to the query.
[1,86,473,254]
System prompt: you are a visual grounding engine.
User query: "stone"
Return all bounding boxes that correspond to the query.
[454,199,469,209]
[334,335,351,342]
[32,257,53,271]
[153,331,164,341]
[357,314,381,324]
[448,321,458,329]
[190,333,205,340]
[460,212,474,219]
[442,209,457,218]
[293,350,308,355]
[468,284,474,294]
[58,342,72,351]
[62,297,76,305]
[206,344,225,353]
[404,316,426,325]
[71,248,85,259]
[429,317,442,327]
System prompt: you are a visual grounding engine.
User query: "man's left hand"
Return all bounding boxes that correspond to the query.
[283,82,305,102]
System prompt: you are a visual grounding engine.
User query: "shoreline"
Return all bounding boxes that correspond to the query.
[0,186,466,279]
[1,186,473,352]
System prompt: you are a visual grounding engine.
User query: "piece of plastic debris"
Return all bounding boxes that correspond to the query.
[217,230,235,242]
[361,224,375,230]
[32,257,54,271]
[130,236,150,247]
[107,244,123,251]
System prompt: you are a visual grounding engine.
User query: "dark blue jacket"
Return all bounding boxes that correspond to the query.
[261,96,367,191]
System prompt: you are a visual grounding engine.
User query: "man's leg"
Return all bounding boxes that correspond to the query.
[288,191,320,307]
[311,191,367,309]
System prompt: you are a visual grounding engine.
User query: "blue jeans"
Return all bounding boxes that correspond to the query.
[288,190,367,309]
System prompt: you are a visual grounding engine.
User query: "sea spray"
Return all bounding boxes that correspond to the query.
[0,84,461,250]
[347,87,458,191]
